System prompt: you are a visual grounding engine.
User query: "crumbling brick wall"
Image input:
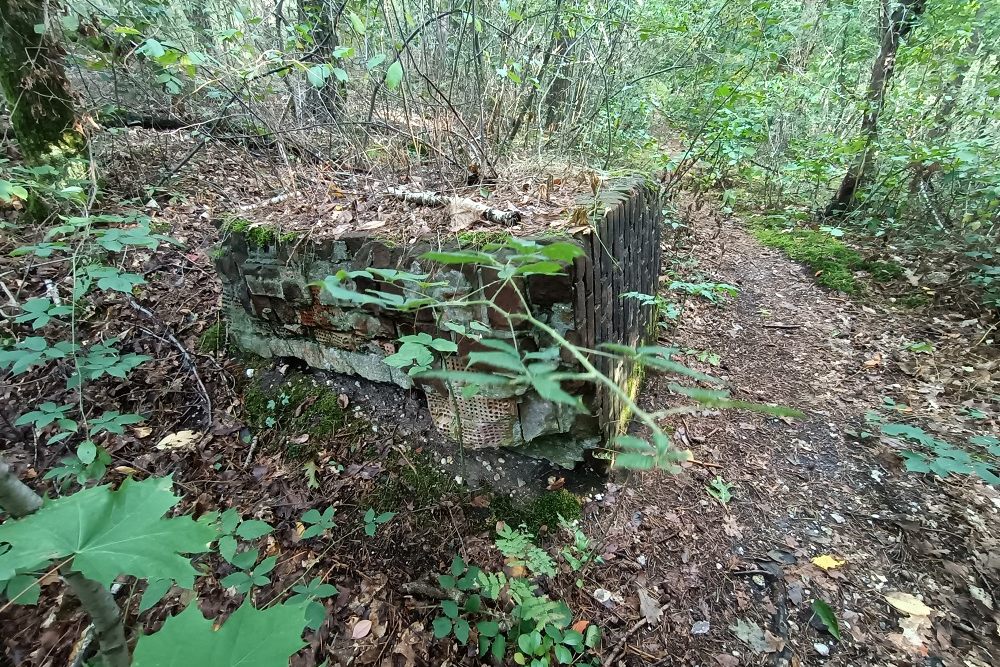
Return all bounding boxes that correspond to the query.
[214,177,661,458]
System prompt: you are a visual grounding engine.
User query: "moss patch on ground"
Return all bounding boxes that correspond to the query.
[750,222,902,293]
[372,455,458,513]
[242,374,348,458]
[491,489,581,534]
[197,321,227,353]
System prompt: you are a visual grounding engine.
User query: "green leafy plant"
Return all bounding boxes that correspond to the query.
[132,599,308,666]
[557,516,603,589]
[706,476,734,506]
[868,414,1000,485]
[668,280,739,303]
[811,599,841,640]
[621,291,682,329]
[363,507,395,536]
[300,505,337,539]
[432,546,602,667]
[288,576,339,629]
[496,523,558,578]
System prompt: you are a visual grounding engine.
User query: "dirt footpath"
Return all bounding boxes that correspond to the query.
[587,202,1000,666]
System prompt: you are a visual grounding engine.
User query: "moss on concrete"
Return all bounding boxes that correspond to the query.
[222,217,299,249]
[491,489,581,533]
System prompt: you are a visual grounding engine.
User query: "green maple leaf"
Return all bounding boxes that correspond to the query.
[132,599,307,666]
[0,476,214,588]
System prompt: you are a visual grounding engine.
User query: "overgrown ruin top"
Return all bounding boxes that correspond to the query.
[221,169,638,243]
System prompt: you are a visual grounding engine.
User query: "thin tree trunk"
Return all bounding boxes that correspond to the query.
[506,0,565,142]
[0,0,86,163]
[825,0,926,216]
[63,573,130,667]
[0,456,129,667]
[298,0,346,117]
[0,457,42,518]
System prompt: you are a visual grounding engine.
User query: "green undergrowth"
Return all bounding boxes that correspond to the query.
[197,321,228,353]
[749,218,902,293]
[222,217,299,249]
[491,489,582,534]
[242,374,348,458]
[372,454,458,514]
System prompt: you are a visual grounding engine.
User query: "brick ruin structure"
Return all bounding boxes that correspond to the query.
[214,176,662,465]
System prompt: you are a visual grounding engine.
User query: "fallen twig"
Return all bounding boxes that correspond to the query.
[237,191,302,212]
[761,323,803,329]
[601,601,670,667]
[387,187,521,225]
[126,297,213,428]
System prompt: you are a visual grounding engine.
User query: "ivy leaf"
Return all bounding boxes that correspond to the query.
[0,476,214,588]
[132,599,307,666]
[385,60,403,89]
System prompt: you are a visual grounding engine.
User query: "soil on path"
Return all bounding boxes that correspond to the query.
[587,199,999,666]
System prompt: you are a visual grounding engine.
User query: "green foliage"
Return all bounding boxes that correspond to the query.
[668,280,739,303]
[491,490,582,535]
[752,225,868,293]
[558,516,603,586]
[0,476,214,589]
[433,542,601,667]
[705,476,734,505]
[374,454,456,512]
[288,576,338,630]
[132,599,307,666]
[197,321,228,353]
[363,508,394,536]
[866,413,999,485]
[495,524,557,578]
[222,218,298,249]
[242,375,348,452]
[811,599,841,640]
[300,505,337,539]
[621,291,681,329]
[383,332,457,376]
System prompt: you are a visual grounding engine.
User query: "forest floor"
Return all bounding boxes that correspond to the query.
[594,196,999,666]
[2,133,998,666]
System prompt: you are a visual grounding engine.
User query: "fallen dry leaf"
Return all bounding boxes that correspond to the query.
[637,586,662,625]
[884,591,932,617]
[811,554,846,571]
[351,619,372,640]
[155,430,201,450]
[571,620,589,634]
